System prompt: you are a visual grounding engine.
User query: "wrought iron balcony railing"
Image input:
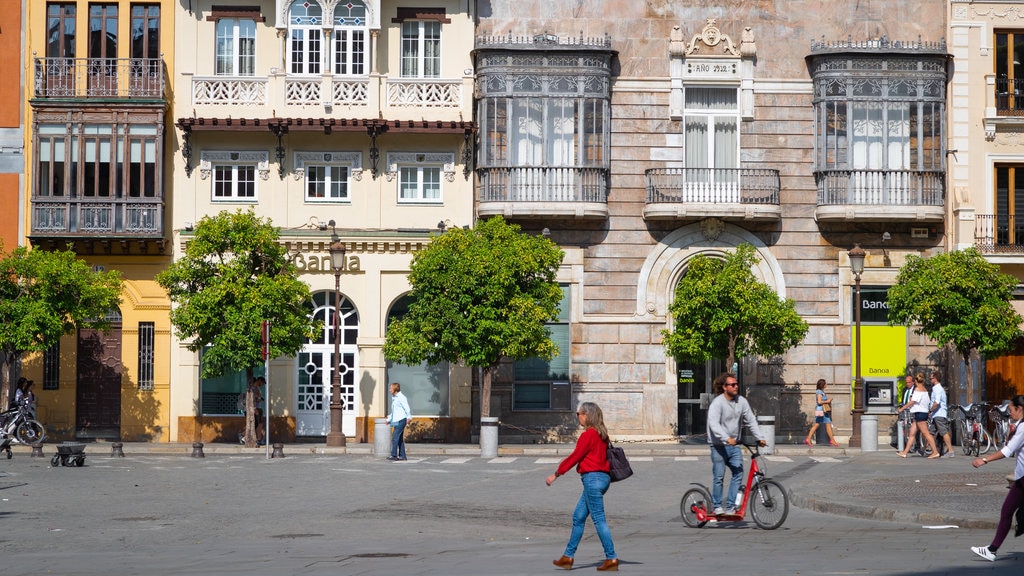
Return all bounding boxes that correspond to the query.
[995,77,1024,116]
[477,166,608,203]
[32,199,163,236]
[815,169,944,206]
[33,57,165,99]
[975,214,1024,254]
[645,167,780,205]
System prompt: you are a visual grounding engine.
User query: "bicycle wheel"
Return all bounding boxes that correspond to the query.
[16,420,44,445]
[993,423,1006,450]
[749,479,789,530]
[961,422,972,455]
[978,428,992,455]
[680,487,711,528]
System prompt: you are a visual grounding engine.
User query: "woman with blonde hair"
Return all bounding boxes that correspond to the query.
[547,402,619,571]
[896,373,940,459]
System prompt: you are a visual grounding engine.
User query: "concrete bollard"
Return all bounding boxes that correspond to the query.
[861,415,879,452]
[374,418,391,457]
[756,415,775,455]
[480,416,499,458]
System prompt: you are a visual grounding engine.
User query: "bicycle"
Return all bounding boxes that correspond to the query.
[989,401,1014,450]
[955,403,991,457]
[898,407,934,456]
[680,442,789,530]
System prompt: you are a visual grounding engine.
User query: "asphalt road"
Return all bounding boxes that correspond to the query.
[0,451,1020,575]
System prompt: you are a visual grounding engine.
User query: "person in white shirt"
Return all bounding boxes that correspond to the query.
[970,395,1024,562]
[386,382,411,461]
[896,373,940,459]
[928,371,952,457]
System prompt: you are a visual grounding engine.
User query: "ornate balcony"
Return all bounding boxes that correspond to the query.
[477,166,609,219]
[975,214,1024,255]
[644,167,781,221]
[814,169,944,222]
[33,57,165,99]
[31,199,163,238]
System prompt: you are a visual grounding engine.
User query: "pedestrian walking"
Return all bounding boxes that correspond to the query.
[928,371,953,457]
[804,379,839,447]
[896,373,940,459]
[970,395,1024,562]
[385,382,410,461]
[547,402,618,572]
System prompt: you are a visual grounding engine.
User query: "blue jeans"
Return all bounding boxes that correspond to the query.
[563,472,616,560]
[390,418,407,459]
[710,444,743,509]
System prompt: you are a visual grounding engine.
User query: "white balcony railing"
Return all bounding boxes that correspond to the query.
[386,78,462,107]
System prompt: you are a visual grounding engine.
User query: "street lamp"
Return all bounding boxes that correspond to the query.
[848,244,866,448]
[326,232,347,447]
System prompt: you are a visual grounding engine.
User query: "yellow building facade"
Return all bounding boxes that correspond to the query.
[23,1,175,441]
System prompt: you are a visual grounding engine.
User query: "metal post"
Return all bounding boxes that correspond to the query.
[848,244,866,448]
[326,261,346,446]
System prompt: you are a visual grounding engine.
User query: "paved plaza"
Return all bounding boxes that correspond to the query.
[0,442,1021,575]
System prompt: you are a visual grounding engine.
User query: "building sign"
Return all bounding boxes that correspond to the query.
[853,287,891,325]
[682,58,739,80]
[293,252,361,273]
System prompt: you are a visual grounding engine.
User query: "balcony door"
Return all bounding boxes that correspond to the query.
[683,87,739,202]
[45,3,76,96]
[995,164,1024,248]
[996,31,1024,114]
[88,4,118,96]
[76,311,123,439]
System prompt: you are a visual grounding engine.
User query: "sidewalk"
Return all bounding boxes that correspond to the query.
[9,439,1013,530]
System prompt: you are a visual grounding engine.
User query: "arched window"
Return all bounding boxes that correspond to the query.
[385,295,449,417]
[288,1,323,75]
[332,1,367,76]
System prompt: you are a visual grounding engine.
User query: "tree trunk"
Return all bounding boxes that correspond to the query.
[962,350,975,404]
[480,365,492,418]
[0,352,19,410]
[726,333,737,375]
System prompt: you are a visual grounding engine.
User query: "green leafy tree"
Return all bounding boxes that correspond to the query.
[156,210,317,446]
[383,216,564,419]
[662,243,809,372]
[0,245,123,408]
[887,247,1023,403]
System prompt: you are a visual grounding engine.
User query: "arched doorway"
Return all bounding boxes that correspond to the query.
[76,309,123,439]
[295,290,359,437]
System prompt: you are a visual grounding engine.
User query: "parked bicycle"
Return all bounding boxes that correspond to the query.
[954,403,991,457]
[989,401,1015,450]
[898,407,934,456]
[680,442,789,530]
[0,399,46,458]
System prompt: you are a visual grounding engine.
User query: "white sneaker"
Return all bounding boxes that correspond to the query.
[723,507,737,515]
[971,546,995,562]
[712,506,725,515]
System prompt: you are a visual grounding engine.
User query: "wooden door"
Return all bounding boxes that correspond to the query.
[76,323,123,438]
[985,338,1024,402]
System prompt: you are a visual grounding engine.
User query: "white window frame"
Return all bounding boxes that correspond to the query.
[287,2,322,76]
[683,86,740,170]
[293,151,362,203]
[386,152,454,204]
[332,2,368,76]
[199,150,269,202]
[400,20,441,78]
[215,18,256,76]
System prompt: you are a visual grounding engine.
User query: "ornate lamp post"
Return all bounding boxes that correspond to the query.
[326,232,347,447]
[848,244,866,448]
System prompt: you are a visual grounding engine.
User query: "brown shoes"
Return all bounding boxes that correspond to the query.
[553,556,574,570]
[596,558,619,571]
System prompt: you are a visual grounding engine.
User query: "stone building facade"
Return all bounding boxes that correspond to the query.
[473,0,951,443]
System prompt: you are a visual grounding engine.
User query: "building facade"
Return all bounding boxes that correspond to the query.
[948,0,1024,402]
[473,0,952,443]
[23,0,174,441]
[169,0,477,443]
[0,2,25,253]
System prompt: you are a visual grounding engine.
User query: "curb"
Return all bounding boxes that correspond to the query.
[790,491,998,530]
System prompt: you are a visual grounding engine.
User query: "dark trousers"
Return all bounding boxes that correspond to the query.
[391,418,407,459]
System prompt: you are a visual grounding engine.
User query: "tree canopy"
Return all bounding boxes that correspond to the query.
[887,247,1023,402]
[155,210,316,445]
[662,243,809,372]
[382,216,564,418]
[0,245,123,406]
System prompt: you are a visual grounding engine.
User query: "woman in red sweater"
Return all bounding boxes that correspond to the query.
[546,402,619,571]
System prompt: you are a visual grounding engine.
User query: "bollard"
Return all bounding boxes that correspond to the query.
[111,442,125,457]
[191,441,205,458]
[374,418,391,457]
[861,415,879,452]
[480,416,499,458]
[30,443,44,458]
[756,415,775,455]
[271,442,285,458]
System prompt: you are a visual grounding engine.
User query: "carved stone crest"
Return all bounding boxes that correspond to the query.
[700,218,725,241]
[685,18,741,56]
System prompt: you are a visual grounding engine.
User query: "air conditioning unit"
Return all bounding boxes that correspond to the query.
[910,227,929,239]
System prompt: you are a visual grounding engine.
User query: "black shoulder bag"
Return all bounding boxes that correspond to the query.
[606,441,633,482]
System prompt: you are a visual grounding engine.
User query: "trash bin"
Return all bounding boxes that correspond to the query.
[374,418,391,457]
[861,415,878,452]
[756,415,775,455]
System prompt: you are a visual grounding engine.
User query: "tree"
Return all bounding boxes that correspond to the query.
[0,245,123,408]
[382,216,564,419]
[887,247,1023,403]
[662,243,809,372]
[156,210,317,447]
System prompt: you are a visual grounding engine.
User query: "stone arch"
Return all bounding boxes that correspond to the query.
[636,220,786,318]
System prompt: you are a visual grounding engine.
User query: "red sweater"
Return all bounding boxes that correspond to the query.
[556,427,611,476]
